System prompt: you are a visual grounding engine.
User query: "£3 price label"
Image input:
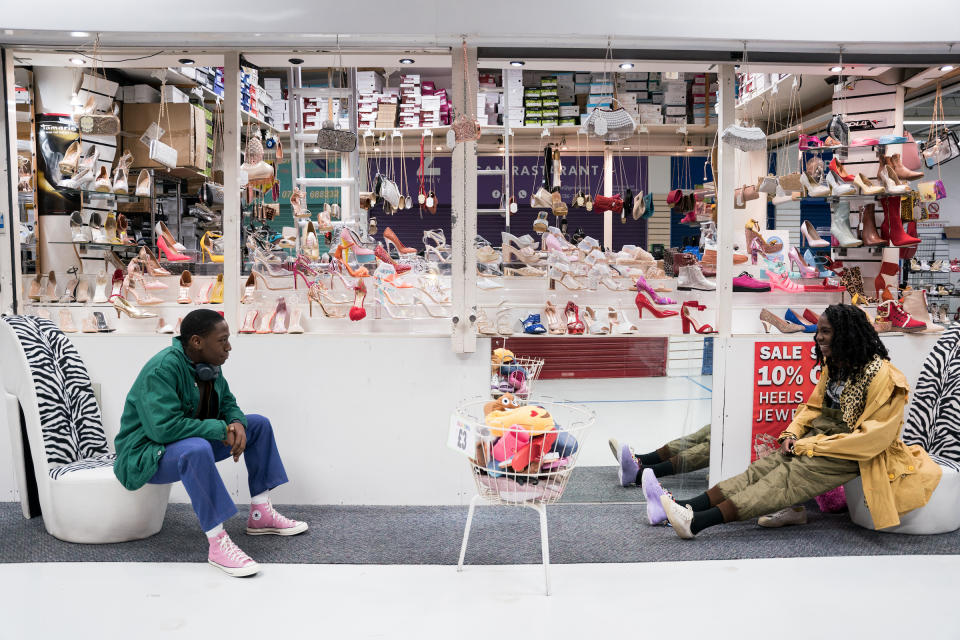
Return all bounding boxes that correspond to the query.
[447,415,477,457]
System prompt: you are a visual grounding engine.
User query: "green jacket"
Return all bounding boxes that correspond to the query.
[114,337,247,490]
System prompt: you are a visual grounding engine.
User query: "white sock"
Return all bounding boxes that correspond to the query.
[251,492,270,505]
[205,524,224,539]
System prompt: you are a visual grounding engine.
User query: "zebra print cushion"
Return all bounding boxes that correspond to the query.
[3,315,109,475]
[48,453,117,480]
[903,325,960,465]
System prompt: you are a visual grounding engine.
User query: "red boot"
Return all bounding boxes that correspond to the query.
[879,196,920,247]
[900,220,919,260]
[877,300,925,332]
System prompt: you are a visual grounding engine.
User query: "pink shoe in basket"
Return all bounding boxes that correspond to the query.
[246,501,309,536]
[208,531,260,577]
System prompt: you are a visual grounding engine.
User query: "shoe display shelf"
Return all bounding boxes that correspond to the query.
[452,396,595,595]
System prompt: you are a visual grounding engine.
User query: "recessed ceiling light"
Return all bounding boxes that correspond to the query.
[399,58,415,65]
[686,147,694,153]
[619,63,634,70]
[288,58,304,65]
[69,57,86,65]
[941,65,956,72]
[623,146,630,150]
[561,146,568,150]
[70,31,89,38]
[435,145,443,151]
[830,66,843,72]
[253,33,262,37]
[510,61,525,67]
[178,58,195,65]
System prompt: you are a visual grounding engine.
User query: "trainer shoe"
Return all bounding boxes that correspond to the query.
[246,501,309,536]
[758,506,808,528]
[618,444,640,487]
[608,438,620,462]
[661,494,695,539]
[641,468,668,525]
[208,531,260,577]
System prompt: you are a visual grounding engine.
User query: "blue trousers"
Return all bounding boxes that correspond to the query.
[148,414,289,531]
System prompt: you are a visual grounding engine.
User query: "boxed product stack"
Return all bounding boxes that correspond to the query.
[556,72,577,125]
[358,93,380,130]
[691,74,717,125]
[356,71,384,95]
[264,78,288,129]
[524,74,563,127]
[661,78,689,125]
[585,75,614,121]
[399,74,422,128]
[421,88,442,128]
[376,98,399,128]
[504,68,524,127]
[122,84,160,104]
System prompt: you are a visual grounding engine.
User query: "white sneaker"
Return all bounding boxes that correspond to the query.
[757,506,808,528]
[660,494,696,539]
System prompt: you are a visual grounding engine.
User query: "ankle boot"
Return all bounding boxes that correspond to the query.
[677,264,717,291]
[873,247,901,299]
[830,201,863,248]
[900,220,919,260]
[901,289,943,333]
[879,196,921,247]
[878,299,926,332]
[890,153,924,181]
[859,203,886,247]
[840,266,876,306]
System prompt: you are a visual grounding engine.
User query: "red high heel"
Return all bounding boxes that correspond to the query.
[349,279,367,321]
[107,268,124,300]
[879,196,920,247]
[564,301,585,334]
[681,301,716,334]
[829,157,856,182]
[292,255,320,289]
[375,244,412,274]
[803,309,821,325]
[634,289,679,319]
[156,234,191,262]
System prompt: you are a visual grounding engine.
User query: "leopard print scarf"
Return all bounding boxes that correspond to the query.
[835,355,884,427]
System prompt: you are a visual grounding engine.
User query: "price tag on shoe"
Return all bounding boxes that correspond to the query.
[447,415,477,458]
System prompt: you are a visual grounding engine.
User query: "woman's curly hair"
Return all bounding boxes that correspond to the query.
[815,304,889,380]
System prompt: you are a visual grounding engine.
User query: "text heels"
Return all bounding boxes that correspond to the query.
[349,279,368,321]
[564,301,585,334]
[635,289,679,319]
[681,301,716,334]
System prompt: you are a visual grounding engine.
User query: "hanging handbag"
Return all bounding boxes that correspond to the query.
[901,131,922,172]
[593,194,624,213]
[757,174,778,194]
[450,41,481,144]
[827,114,849,147]
[580,107,636,142]
[200,182,224,206]
[778,172,803,193]
[316,120,358,152]
[919,83,960,168]
[918,179,946,202]
[667,189,683,205]
[149,78,178,168]
[900,193,918,222]
[720,124,766,151]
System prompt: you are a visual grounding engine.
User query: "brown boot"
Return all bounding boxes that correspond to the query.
[890,153,924,181]
[859,203,886,246]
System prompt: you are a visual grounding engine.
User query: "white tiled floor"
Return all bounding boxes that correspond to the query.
[4,556,957,638]
[537,375,713,467]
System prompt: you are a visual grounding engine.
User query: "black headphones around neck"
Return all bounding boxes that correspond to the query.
[194,363,221,382]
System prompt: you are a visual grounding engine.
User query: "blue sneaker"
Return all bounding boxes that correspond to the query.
[617,444,640,487]
[642,468,669,525]
[878,135,908,145]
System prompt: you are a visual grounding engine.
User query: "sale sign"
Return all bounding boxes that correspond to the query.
[751,341,822,461]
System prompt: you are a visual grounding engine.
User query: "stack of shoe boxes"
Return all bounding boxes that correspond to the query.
[478,72,498,125]
[691,74,717,125]
[419,82,450,128]
[586,76,613,119]
[524,74,563,127]
[399,74,422,128]
[505,68,524,127]
[264,78,286,130]
[375,96,399,128]
[662,77,690,125]
[557,72,577,126]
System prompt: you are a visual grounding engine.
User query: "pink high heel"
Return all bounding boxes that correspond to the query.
[271,298,289,333]
[292,255,320,289]
[157,234,191,262]
[788,247,817,279]
[749,238,763,265]
[340,228,374,257]
[635,275,675,305]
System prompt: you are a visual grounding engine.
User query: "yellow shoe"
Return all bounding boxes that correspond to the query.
[200,231,224,263]
[209,273,224,304]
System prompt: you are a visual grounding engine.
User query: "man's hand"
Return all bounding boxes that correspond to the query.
[780,437,796,456]
[228,422,247,462]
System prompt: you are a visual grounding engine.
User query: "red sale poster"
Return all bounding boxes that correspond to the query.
[751,341,822,461]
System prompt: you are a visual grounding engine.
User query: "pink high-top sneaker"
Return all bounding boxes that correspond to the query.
[246,501,309,536]
[208,531,260,577]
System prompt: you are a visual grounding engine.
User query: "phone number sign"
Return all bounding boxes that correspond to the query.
[751,341,822,461]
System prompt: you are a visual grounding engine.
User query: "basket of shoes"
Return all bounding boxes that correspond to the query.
[490,348,543,401]
[451,395,595,507]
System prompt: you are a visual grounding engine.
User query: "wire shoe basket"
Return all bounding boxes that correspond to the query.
[449,395,596,594]
[490,355,544,402]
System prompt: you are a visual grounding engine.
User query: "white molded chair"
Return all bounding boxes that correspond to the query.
[845,464,960,534]
[0,315,169,543]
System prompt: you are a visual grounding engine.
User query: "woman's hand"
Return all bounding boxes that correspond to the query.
[780,437,796,455]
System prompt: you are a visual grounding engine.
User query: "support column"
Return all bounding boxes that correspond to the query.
[603,147,613,250]
[222,52,241,332]
[709,64,737,485]
[0,49,21,315]
[450,42,478,353]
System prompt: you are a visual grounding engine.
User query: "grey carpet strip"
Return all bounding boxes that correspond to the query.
[2,464,956,565]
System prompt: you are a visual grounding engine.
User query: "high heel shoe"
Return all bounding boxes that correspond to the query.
[501,232,536,250]
[803,309,821,326]
[564,301,585,334]
[331,252,370,279]
[138,247,171,277]
[90,271,108,303]
[827,170,856,196]
[878,196,921,246]
[474,309,499,336]
[269,298,289,333]
[548,271,586,291]
[349,279,368,321]
[58,141,82,175]
[104,212,119,244]
[58,309,77,333]
[200,231,224,263]
[156,221,187,252]
[423,229,449,252]
[383,227,416,258]
[889,153,924,181]
[745,219,783,254]
[307,281,346,318]
[759,308,804,333]
[765,270,804,293]
[502,240,544,265]
[784,308,818,333]
[800,172,830,198]
[803,249,834,277]
[681,301,716,334]
[111,295,157,320]
[375,244,412,273]
[829,157,856,182]
[88,212,107,244]
[583,307,609,335]
[122,273,163,305]
[413,294,450,318]
[609,307,639,335]
[43,270,58,302]
[177,271,193,304]
[94,166,112,192]
[839,266,877,305]
[636,275,676,305]
[800,220,830,248]
[76,274,91,303]
[157,234,191,262]
[788,247,817,278]
[240,310,259,333]
[209,274,225,304]
[288,309,304,334]
[81,313,99,333]
[543,301,566,335]
[135,169,152,197]
[854,173,885,195]
[156,316,175,334]
[93,311,116,332]
[877,162,909,195]
[302,221,320,261]
[634,289,679,319]
[59,267,80,303]
[27,272,42,301]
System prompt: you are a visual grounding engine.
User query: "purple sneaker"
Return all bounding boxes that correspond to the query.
[617,444,640,487]
[641,468,668,525]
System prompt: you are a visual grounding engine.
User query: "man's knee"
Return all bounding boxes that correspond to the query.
[176,438,216,471]
[244,414,272,437]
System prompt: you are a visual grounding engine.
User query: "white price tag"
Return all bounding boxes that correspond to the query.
[447,415,477,458]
